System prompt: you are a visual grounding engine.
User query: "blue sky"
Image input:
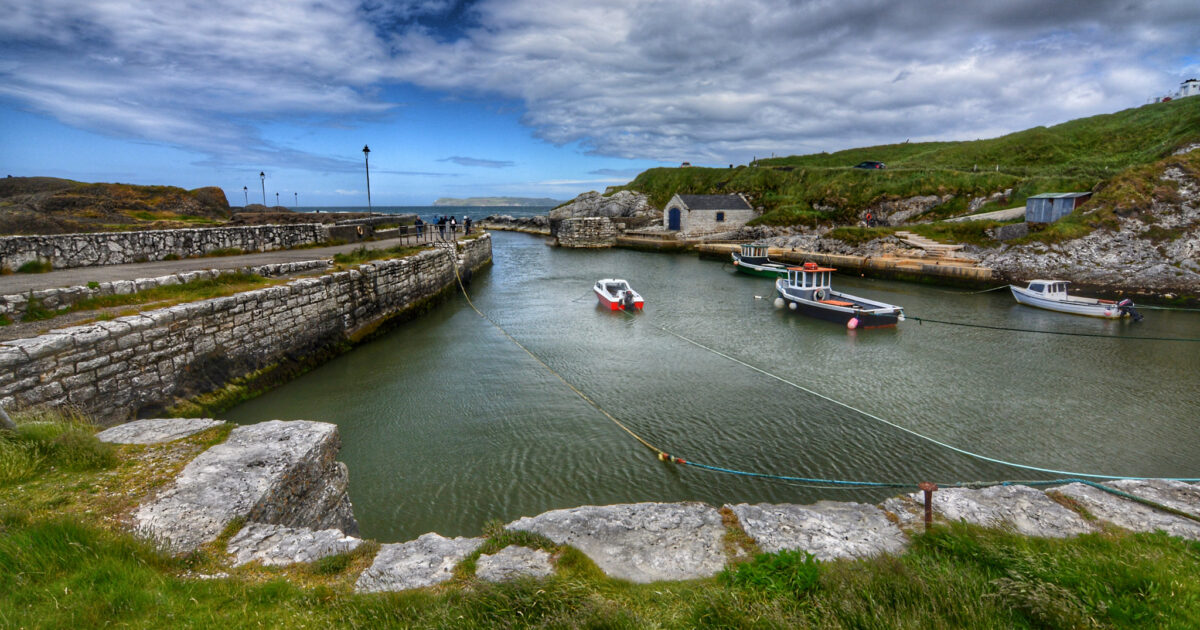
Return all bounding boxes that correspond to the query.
[1,1,1198,207]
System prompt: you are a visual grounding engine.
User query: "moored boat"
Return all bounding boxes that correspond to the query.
[1010,280,1142,320]
[594,278,644,311]
[774,262,904,328]
[731,243,789,278]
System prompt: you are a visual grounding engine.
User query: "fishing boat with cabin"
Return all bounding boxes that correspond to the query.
[594,278,644,311]
[1010,280,1142,320]
[774,262,905,328]
[730,243,789,278]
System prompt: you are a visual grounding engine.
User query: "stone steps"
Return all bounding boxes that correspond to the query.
[106,419,1200,592]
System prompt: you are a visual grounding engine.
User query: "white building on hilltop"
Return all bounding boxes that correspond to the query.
[1153,78,1199,102]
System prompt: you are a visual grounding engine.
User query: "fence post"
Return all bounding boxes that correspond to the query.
[919,481,938,532]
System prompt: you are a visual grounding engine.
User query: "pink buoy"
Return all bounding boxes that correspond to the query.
[847,317,859,330]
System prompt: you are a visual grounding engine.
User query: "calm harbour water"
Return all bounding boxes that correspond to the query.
[224,230,1200,542]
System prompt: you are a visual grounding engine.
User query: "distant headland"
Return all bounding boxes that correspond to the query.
[432,196,561,207]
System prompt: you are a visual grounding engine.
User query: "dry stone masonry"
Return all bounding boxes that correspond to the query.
[0,236,491,424]
[556,217,618,248]
[0,224,330,271]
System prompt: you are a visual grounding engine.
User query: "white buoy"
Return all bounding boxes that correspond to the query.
[847,317,859,330]
[788,302,797,310]
[897,312,906,322]
[774,297,784,308]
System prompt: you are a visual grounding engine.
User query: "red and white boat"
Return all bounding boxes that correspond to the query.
[594,278,644,311]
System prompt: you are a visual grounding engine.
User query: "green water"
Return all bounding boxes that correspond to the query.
[224,231,1200,542]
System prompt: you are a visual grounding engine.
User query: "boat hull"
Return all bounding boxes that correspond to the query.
[595,288,644,311]
[775,282,902,328]
[1010,286,1124,318]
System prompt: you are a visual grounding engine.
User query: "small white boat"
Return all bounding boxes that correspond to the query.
[594,278,644,311]
[1010,280,1142,320]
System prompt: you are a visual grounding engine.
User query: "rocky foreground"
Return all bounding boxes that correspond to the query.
[100,418,1200,593]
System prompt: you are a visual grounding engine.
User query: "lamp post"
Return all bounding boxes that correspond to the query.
[275,192,279,207]
[362,145,372,211]
[243,186,248,206]
[294,192,298,208]
[259,172,266,205]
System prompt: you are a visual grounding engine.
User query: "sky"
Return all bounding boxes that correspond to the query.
[0,1,1198,207]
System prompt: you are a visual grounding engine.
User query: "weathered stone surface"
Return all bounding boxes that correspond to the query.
[475,545,555,582]
[882,485,1097,538]
[505,502,725,583]
[355,533,483,592]
[1103,479,1200,518]
[132,420,358,553]
[226,522,362,567]
[549,190,656,220]
[96,418,226,444]
[1051,482,1200,540]
[729,501,907,560]
[557,217,617,248]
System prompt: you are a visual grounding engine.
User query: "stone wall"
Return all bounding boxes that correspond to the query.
[0,224,330,271]
[556,217,617,248]
[0,235,491,424]
[0,260,332,318]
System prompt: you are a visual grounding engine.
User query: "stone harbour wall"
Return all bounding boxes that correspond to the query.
[0,224,330,271]
[0,235,491,424]
[557,217,617,248]
[0,260,332,318]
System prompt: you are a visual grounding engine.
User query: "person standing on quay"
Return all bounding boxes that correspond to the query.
[414,216,424,240]
[450,215,457,238]
[464,216,472,235]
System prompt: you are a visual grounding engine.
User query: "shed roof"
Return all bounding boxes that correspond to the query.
[675,194,752,210]
[1027,192,1091,199]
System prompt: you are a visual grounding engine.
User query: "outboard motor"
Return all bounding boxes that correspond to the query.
[1117,298,1143,322]
[622,291,636,310]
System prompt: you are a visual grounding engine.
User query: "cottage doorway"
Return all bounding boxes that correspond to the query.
[668,207,681,230]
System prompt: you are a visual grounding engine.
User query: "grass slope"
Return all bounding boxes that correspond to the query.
[618,98,1200,228]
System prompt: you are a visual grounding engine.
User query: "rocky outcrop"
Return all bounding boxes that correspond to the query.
[866,194,952,225]
[133,420,358,553]
[96,417,226,444]
[476,546,555,582]
[480,214,550,231]
[882,485,1096,538]
[1050,482,1200,540]
[549,191,658,221]
[505,502,726,583]
[356,533,482,592]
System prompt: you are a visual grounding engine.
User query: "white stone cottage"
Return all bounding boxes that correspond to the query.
[662,194,756,236]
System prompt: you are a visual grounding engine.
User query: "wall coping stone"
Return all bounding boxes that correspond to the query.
[97,418,226,444]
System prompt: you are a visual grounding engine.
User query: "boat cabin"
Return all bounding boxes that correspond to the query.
[738,243,770,263]
[599,280,631,295]
[1025,280,1070,297]
[785,262,835,291]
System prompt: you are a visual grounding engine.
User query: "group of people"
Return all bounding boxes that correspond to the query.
[413,215,473,239]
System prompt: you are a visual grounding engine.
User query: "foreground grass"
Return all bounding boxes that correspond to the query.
[3,409,1198,627]
[332,244,426,266]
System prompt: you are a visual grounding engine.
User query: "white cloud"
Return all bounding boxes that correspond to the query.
[1,0,1198,170]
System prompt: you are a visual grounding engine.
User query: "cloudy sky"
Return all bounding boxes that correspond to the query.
[1,0,1197,206]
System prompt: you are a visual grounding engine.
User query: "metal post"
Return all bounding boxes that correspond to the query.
[243,186,248,206]
[362,145,372,211]
[259,172,266,205]
[919,481,938,531]
[294,192,298,207]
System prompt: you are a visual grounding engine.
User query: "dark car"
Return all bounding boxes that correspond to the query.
[854,161,886,169]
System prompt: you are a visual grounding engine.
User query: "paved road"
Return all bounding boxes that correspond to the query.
[0,233,458,295]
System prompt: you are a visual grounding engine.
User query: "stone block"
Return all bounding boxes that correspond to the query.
[355,533,483,593]
[133,420,358,553]
[882,485,1096,538]
[227,522,362,567]
[476,545,554,582]
[1051,482,1200,540]
[505,502,725,583]
[729,501,908,560]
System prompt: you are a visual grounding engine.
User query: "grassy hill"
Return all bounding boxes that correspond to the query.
[0,177,230,235]
[616,97,1200,228]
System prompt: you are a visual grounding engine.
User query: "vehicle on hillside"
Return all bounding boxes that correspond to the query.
[854,161,886,169]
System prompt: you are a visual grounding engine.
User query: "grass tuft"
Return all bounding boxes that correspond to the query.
[332,244,425,266]
[719,548,821,599]
[0,407,116,485]
[16,259,52,273]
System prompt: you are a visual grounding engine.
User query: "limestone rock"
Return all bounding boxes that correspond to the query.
[883,485,1096,538]
[96,418,226,444]
[1051,482,1200,540]
[132,420,358,553]
[1103,479,1200,518]
[505,502,725,583]
[729,501,907,560]
[475,545,555,582]
[227,522,362,567]
[355,533,483,592]
[549,191,657,220]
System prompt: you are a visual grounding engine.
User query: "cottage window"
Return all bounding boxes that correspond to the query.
[716,212,725,222]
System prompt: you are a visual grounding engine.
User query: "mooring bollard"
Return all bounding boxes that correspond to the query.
[919,481,938,532]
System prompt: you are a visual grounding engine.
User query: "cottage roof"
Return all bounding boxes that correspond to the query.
[676,194,752,211]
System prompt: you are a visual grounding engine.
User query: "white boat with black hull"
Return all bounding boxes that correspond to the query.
[1010,280,1142,320]
[774,262,905,329]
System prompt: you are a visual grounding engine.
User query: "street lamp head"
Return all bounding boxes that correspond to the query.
[362,145,370,155]
[259,171,265,178]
